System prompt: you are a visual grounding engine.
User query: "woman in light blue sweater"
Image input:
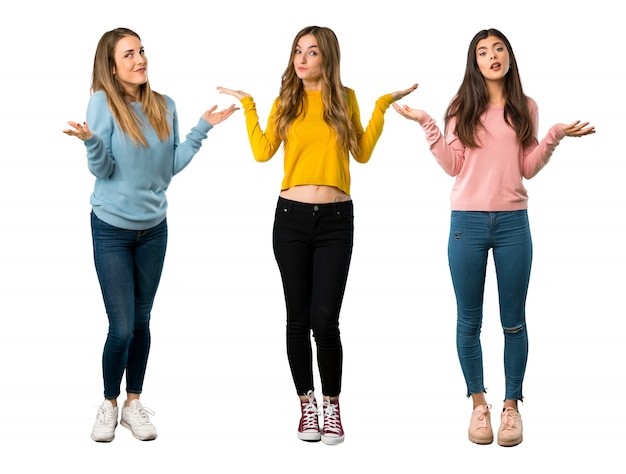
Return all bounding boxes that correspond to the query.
[64,27,237,442]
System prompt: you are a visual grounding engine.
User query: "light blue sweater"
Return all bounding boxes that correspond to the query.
[84,90,213,230]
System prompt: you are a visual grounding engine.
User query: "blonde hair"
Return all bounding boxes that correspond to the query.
[275,26,359,156]
[90,27,170,147]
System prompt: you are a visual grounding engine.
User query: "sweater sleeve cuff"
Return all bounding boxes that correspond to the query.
[376,93,395,109]
[84,134,99,147]
[553,124,567,140]
[417,111,433,127]
[197,117,213,133]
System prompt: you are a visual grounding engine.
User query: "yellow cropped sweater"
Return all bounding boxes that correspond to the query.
[240,88,394,195]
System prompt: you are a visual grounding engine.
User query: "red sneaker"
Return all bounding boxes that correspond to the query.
[321,396,344,445]
[298,390,321,442]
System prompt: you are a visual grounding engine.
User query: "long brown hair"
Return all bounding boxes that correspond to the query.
[274,26,359,155]
[90,27,170,147]
[444,28,534,148]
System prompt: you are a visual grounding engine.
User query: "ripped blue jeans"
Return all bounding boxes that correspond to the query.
[448,210,532,401]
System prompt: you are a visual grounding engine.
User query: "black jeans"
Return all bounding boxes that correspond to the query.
[273,197,354,397]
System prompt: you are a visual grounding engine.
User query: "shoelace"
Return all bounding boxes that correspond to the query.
[322,398,342,435]
[95,405,116,426]
[474,404,492,428]
[127,405,155,425]
[500,408,517,430]
[301,391,320,431]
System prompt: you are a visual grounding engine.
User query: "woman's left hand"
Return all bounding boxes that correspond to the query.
[562,120,595,137]
[390,83,419,101]
[63,121,93,141]
[202,104,240,126]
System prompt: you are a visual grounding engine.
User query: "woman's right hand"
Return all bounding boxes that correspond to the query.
[392,103,424,122]
[562,120,595,137]
[217,87,251,101]
[390,83,418,101]
[63,121,93,141]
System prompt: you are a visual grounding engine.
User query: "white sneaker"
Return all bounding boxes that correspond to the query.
[120,399,157,441]
[91,399,118,442]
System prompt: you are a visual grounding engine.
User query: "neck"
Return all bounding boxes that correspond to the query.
[486,81,505,106]
[302,79,322,91]
[123,87,141,102]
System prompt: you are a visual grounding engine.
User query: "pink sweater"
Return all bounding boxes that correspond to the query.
[418,97,566,211]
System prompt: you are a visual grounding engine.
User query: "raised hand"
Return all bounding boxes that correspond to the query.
[217,87,251,101]
[63,121,93,141]
[390,83,418,101]
[202,104,240,126]
[392,102,424,122]
[562,120,595,137]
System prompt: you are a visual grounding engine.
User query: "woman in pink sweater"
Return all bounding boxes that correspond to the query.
[393,28,594,447]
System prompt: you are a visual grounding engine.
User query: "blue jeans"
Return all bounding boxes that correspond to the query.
[91,212,168,399]
[273,197,354,397]
[448,210,532,401]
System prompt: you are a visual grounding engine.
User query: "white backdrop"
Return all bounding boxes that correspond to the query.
[1,1,623,472]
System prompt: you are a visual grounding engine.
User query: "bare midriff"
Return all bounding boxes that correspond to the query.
[279,185,351,204]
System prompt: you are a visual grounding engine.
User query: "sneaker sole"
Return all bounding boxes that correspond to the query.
[321,435,344,445]
[497,435,523,447]
[121,421,157,441]
[469,434,493,445]
[298,432,321,442]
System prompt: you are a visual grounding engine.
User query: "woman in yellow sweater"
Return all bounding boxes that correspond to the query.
[218,26,416,445]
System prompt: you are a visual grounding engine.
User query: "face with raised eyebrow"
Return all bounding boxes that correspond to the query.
[293,34,323,90]
[475,36,510,82]
[112,35,148,101]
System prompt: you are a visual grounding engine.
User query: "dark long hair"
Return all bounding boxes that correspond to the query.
[444,28,534,148]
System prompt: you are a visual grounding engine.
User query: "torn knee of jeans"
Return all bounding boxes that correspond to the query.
[503,324,525,334]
